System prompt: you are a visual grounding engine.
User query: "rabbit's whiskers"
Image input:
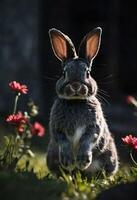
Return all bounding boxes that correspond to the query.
[97,93,110,105]
[97,74,113,86]
[98,88,109,96]
[43,75,59,81]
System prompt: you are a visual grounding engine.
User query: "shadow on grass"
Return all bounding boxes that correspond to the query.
[96,181,137,200]
[0,171,67,200]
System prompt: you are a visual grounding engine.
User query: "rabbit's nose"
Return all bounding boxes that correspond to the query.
[71,82,81,91]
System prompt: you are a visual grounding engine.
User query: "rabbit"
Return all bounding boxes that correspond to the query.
[47,27,119,177]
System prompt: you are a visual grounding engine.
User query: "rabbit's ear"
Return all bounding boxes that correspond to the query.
[78,27,102,65]
[49,28,77,61]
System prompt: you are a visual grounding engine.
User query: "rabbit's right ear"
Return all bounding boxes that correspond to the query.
[78,27,102,66]
[49,28,77,62]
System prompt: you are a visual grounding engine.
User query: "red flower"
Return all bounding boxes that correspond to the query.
[31,122,45,137]
[122,134,137,150]
[17,123,26,134]
[6,112,28,134]
[9,81,28,94]
[6,112,28,124]
[126,95,137,106]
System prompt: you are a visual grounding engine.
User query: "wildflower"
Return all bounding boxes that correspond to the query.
[126,95,137,107]
[9,81,28,94]
[122,134,137,150]
[17,123,26,134]
[6,112,28,124]
[6,112,28,134]
[31,122,45,137]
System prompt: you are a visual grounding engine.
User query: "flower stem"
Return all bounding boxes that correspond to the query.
[13,93,20,114]
[130,149,137,165]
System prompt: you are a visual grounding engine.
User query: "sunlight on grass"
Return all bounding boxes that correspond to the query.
[1,146,137,200]
[60,166,137,200]
[16,152,49,179]
[14,153,137,200]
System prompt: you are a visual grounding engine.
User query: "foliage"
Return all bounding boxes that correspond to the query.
[15,153,48,179]
[0,81,45,171]
[59,166,137,200]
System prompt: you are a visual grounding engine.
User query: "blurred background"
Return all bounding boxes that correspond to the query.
[0,0,137,161]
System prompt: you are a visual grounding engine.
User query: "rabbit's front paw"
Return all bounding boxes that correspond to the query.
[76,151,92,170]
[59,150,75,171]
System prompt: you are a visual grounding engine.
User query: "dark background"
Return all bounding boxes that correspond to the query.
[0,0,137,158]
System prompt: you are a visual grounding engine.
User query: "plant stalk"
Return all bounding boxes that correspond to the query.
[130,149,137,166]
[13,93,20,114]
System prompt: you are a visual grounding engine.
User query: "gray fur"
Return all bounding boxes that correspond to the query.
[47,28,119,176]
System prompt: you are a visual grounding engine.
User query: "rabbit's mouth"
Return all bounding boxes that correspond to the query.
[60,82,89,100]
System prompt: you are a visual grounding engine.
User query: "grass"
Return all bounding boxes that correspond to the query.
[0,129,137,200]
[1,151,137,200]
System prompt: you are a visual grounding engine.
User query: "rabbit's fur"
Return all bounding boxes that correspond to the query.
[47,27,119,176]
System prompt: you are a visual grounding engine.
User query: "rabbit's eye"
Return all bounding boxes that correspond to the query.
[86,70,90,78]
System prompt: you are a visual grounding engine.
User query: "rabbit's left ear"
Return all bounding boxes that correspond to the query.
[78,27,102,66]
[49,28,77,62]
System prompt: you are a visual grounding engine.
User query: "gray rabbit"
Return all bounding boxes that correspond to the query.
[47,27,119,176]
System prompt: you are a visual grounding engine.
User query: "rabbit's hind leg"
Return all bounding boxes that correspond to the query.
[99,139,119,175]
[47,140,61,176]
[85,137,119,176]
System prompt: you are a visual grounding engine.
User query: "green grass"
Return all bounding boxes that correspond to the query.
[0,133,137,200]
[1,120,136,197]
[1,152,137,200]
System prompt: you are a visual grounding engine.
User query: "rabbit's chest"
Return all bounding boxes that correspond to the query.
[51,99,101,137]
[68,125,86,148]
[59,105,96,135]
